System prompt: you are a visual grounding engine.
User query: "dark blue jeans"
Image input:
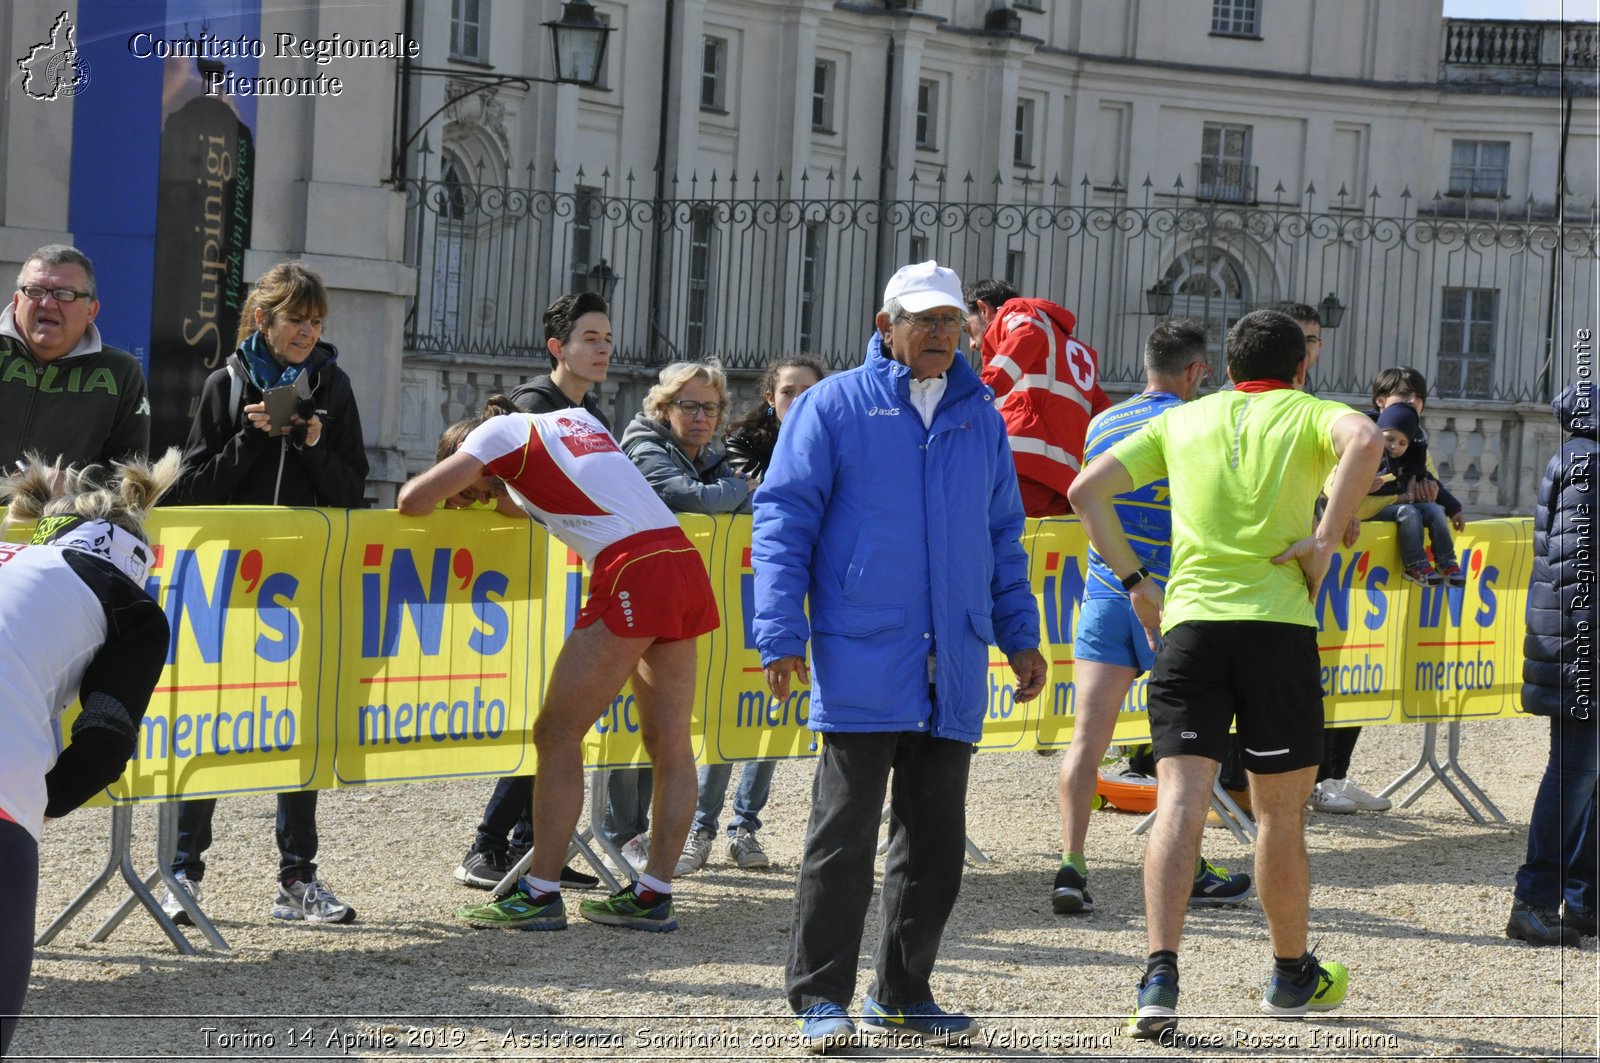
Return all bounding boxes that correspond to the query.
[1515,715,1599,914]
[471,775,534,855]
[1372,502,1456,569]
[602,766,653,846]
[171,790,320,885]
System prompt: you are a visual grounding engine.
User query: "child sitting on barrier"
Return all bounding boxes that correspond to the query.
[1351,369,1466,586]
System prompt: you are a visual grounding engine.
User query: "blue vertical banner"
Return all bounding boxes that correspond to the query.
[69,1,261,448]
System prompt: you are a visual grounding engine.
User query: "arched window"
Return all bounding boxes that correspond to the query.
[1159,247,1252,356]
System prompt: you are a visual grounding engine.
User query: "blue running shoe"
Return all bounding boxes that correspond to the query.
[1261,956,1349,1018]
[860,997,975,1044]
[1124,971,1179,1040]
[1052,863,1095,914]
[1190,857,1254,908]
[794,1002,855,1055]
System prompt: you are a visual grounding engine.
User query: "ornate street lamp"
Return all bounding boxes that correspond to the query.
[1319,292,1346,329]
[587,258,621,303]
[546,0,614,87]
[1145,283,1175,317]
[391,1,616,183]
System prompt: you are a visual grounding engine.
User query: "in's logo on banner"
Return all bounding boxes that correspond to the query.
[17,11,91,100]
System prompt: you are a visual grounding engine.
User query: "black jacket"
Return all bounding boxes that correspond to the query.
[725,421,778,482]
[45,550,170,816]
[510,373,612,430]
[1522,381,1598,719]
[174,341,369,507]
[1366,408,1463,516]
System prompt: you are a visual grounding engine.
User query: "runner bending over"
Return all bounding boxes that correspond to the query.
[398,394,718,933]
[0,450,180,1055]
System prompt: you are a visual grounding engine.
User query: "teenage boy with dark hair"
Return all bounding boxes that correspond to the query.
[451,292,616,892]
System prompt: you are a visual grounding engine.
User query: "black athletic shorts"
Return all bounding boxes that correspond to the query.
[1146,620,1324,775]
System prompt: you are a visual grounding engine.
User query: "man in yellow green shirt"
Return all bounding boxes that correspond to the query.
[1069,309,1384,1041]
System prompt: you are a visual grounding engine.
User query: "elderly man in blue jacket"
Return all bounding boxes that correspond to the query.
[753,260,1047,1051]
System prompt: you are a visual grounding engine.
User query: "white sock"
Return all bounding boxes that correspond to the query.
[635,872,671,895]
[522,875,561,896]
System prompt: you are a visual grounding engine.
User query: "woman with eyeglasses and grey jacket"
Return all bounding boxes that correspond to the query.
[610,361,766,878]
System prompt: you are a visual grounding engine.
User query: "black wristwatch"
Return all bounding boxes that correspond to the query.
[1120,566,1152,591]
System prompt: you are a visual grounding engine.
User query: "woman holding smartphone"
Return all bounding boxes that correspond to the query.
[163,262,369,924]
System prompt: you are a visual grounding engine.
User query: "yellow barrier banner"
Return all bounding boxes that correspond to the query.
[119,507,340,800]
[3,508,1535,804]
[332,510,543,785]
[1395,518,1531,721]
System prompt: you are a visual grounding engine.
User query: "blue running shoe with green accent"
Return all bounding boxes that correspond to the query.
[794,1003,855,1054]
[578,886,678,932]
[1190,857,1254,907]
[860,997,975,1044]
[457,885,566,931]
[1124,972,1179,1039]
[1261,957,1349,1017]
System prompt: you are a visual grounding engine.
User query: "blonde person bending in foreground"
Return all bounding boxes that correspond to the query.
[1069,309,1382,1041]
[397,384,719,933]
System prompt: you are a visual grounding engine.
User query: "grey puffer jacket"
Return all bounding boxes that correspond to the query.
[619,413,751,515]
[1522,380,1598,720]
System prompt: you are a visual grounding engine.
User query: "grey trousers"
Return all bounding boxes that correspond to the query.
[785,729,973,1012]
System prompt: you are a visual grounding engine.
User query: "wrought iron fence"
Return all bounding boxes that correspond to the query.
[401,169,1598,402]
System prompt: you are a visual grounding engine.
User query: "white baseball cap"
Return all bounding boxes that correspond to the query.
[883,260,965,314]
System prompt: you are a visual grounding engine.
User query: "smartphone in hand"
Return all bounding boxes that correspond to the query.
[261,377,310,433]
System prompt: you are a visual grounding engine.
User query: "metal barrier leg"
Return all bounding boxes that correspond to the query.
[1443,722,1506,822]
[35,806,133,947]
[1210,782,1257,845]
[1383,723,1491,823]
[35,805,200,955]
[1132,780,1255,845]
[587,769,631,890]
[1378,723,1438,801]
[150,802,229,949]
[491,771,628,895]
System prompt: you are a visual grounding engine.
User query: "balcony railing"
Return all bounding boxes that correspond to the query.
[1195,162,1258,205]
[399,169,1599,403]
[1442,19,1599,87]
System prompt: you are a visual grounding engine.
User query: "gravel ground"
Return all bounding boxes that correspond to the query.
[16,717,1599,1061]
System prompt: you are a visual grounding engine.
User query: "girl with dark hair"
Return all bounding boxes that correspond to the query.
[0,451,180,1055]
[724,356,827,483]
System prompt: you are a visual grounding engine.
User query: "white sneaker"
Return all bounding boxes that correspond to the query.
[676,830,713,875]
[159,874,200,926]
[1309,781,1357,814]
[1329,777,1391,812]
[620,833,650,872]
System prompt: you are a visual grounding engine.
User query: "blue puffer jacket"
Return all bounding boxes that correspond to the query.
[1522,380,1598,720]
[751,333,1040,743]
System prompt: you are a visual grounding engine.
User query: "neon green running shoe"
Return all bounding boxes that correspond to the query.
[579,886,678,932]
[1261,957,1349,1017]
[457,887,566,931]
